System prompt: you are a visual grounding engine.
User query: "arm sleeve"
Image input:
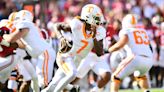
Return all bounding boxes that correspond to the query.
[119,29,128,38]
[15,21,31,30]
[70,18,82,33]
[96,26,106,41]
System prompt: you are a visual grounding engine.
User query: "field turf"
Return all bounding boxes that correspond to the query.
[119,88,164,92]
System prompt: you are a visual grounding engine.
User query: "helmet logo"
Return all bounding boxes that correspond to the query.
[87,6,94,13]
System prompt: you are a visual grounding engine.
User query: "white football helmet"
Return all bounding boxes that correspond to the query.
[15,10,33,22]
[81,4,103,26]
[122,14,138,28]
[8,12,17,22]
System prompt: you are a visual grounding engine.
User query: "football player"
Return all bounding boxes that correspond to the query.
[108,14,153,92]
[42,4,104,92]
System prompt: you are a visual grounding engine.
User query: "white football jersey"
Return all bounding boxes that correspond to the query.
[119,28,153,57]
[62,17,106,59]
[15,21,48,58]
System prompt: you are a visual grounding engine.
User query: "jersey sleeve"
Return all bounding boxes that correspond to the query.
[15,21,31,30]
[119,29,128,38]
[96,26,106,41]
[70,18,82,33]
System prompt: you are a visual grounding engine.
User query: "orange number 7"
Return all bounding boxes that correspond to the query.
[76,40,88,54]
[133,30,149,45]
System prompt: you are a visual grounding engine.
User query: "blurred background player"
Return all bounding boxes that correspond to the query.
[31,28,56,89]
[108,14,153,92]
[2,10,52,92]
[2,11,39,92]
[0,12,28,91]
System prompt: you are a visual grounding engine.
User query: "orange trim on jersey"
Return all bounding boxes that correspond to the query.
[74,16,81,19]
[42,50,49,86]
[6,21,16,33]
[61,61,70,74]
[11,27,16,33]
[115,55,135,76]
[82,23,93,39]
[131,15,136,25]
[45,50,49,86]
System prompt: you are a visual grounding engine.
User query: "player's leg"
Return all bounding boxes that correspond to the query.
[110,51,122,72]
[66,54,93,91]
[22,60,39,92]
[46,49,56,86]
[36,51,49,88]
[19,80,31,92]
[111,54,135,92]
[136,75,149,91]
[92,54,111,89]
[36,49,55,89]
[17,61,32,92]
[7,68,18,92]
[42,68,65,92]
[135,56,153,91]
[53,55,77,92]
[0,55,20,90]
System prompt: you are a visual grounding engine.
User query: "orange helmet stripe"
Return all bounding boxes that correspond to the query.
[131,15,136,25]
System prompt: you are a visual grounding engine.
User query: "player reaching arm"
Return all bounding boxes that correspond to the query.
[108,14,153,92]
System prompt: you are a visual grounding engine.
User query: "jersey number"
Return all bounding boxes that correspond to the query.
[76,40,88,54]
[133,30,149,45]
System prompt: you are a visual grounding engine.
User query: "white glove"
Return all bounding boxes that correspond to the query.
[0,39,10,47]
[0,37,10,52]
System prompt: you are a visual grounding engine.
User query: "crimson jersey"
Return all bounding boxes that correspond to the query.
[0,27,15,57]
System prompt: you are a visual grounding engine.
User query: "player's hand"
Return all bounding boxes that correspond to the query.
[0,37,10,52]
[59,37,72,53]
[0,37,10,47]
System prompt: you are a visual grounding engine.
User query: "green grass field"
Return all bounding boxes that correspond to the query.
[119,88,164,92]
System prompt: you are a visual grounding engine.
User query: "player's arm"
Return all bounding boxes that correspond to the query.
[3,28,29,43]
[92,26,106,56]
[93,39,104,56]
[53,22,71,39]
[154,35,160,60]
[108,34,128,53]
